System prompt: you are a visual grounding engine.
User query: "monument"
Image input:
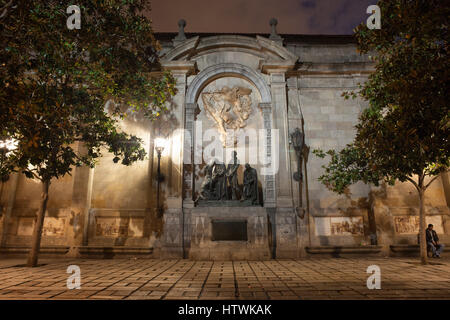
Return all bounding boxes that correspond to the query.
[1,19,448,261]
[196,151,261,207]
[191,150,267,259]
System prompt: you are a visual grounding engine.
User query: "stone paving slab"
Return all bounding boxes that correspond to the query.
[0,257,448,300]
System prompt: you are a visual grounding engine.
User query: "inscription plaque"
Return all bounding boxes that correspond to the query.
[211,220,248,241]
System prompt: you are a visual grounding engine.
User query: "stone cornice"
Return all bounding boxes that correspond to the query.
[259,60,297,74]
[286,62,375,76]
[256,36,298,61]
[160,61,198,75]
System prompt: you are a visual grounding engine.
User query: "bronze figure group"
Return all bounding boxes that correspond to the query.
[198,151,259,205]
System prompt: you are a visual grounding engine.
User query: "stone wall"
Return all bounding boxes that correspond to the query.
[0,33,448,259]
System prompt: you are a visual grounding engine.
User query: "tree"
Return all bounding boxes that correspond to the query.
[313,0,449,264]
[0,0,176,267]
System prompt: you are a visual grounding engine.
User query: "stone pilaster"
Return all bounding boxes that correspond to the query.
[267,71,295,208]
[286,76,310,257]
[66,143,94,257]
[261,61,298,258]
[160,61,196,209]
[183,102,196,207]
[160,61,197,258]
[258,102,276,208]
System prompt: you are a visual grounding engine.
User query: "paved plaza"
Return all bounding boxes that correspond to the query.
[0,257,449,300]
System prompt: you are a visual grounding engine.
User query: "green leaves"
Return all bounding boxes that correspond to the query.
[0,0,176,183]
[313,146,383,194]
[316,0,449,194]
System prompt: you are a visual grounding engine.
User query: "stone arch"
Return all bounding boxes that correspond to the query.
[185,63,271,104]
[162,35,297,62]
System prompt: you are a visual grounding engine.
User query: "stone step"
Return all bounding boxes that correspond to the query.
[0,246,153,257]
[305,245,383,254]
[78,246,153,255]
[390,244,448,252]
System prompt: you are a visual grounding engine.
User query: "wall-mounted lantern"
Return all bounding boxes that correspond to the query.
[154,137,167,218]
[289,127,308,219]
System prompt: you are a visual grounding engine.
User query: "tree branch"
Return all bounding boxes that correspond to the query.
[405,176,420,192]
[0,0,14,20]
[424,175,440,190]
[425,170,449,189]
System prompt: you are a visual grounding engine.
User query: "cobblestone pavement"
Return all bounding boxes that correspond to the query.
[0,257,449,300]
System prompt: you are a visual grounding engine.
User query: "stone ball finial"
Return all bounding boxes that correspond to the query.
[269,17,282,41]
[178,19,186,28]
[174,18,187,43]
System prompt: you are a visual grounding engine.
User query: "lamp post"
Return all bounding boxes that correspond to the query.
[154,137,166,218]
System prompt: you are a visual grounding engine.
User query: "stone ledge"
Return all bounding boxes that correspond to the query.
[390,244,448,253]
[0,246,153,257]
[305,246,382,254]
[196,200,261,207]
[0,246,70,254]
[78,246,153,255]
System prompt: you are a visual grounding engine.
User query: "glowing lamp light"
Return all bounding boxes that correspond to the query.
[154,137,167,154]
[0,138,18,153]
[154,136,168,218]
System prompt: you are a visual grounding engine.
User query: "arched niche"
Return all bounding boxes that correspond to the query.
[183,63,275,207]
[185,63,271,105]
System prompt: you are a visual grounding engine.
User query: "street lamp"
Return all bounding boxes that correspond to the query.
[0,138,18,155]
[154,137,167,218]
[289,128,306,219]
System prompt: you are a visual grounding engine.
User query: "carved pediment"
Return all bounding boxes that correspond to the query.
[160,35,298,71]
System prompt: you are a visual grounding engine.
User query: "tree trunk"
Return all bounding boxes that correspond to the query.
[367,190,378,245]
[27,180,50,267]
[418,187,428,265]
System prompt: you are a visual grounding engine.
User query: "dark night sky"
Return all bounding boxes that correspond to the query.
[148,0,377,34]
